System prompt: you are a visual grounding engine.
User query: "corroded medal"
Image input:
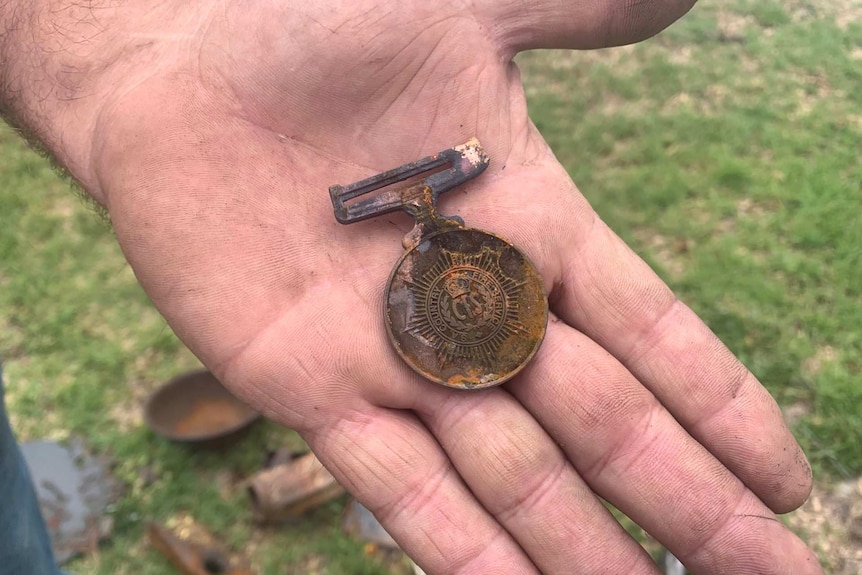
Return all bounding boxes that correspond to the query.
[329,139,548,389]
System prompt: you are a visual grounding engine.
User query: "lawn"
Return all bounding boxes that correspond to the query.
[1,0,860,573]
[521,0,862,479]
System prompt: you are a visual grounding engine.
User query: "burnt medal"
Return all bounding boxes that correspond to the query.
[329,139,548,389]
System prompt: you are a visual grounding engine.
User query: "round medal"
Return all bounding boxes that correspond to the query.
[386,229,545,388]
[330,139,548,389]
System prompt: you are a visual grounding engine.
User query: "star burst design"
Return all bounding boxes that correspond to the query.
[405,248,526,364]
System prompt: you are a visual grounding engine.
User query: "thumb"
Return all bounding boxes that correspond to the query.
[476,0,698,53]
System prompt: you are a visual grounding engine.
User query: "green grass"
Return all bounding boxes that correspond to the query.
[1,1,860,573]
[520,0,862,480]
[0,129,410,573]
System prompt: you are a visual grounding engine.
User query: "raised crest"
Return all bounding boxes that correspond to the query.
[405,248,527,364]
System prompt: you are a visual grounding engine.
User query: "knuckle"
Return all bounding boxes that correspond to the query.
[492,457,568,521]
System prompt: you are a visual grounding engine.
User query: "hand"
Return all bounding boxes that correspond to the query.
[37,1,820,573]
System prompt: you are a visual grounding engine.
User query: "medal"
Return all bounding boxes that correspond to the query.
[329,139,548,389]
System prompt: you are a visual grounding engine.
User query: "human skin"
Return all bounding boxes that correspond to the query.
[1,1,823,573]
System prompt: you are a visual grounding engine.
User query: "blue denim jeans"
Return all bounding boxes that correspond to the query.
[0,365,62,575]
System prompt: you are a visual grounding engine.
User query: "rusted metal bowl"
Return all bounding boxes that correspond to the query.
[144,370,260,448]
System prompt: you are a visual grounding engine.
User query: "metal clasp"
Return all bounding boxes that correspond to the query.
[329,138,489,249]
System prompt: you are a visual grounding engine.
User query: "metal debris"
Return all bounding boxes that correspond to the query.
[247,451,344,523]
[148,522,253,575]
[144,370,260,448]
[20,439,118,564]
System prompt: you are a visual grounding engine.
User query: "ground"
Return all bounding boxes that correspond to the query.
[0,0,859,573]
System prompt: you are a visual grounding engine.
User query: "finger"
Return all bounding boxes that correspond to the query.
[304,407,540,575]
[217,236,640,574]
[449,158,813,514]
[510,320,822,574]
[217,292,540,574]
[474,0,698,52]
[406,385,660,575]
[548,194,813,512]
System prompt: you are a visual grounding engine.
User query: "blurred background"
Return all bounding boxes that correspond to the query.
[1,1,859,573]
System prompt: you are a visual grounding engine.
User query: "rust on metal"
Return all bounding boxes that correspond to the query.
[144,370,260,447]
[171,397,252,437]
[147,522,253,575]
[330,138,548,389]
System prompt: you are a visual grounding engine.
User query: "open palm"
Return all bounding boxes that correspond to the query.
[88,1,821,573]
